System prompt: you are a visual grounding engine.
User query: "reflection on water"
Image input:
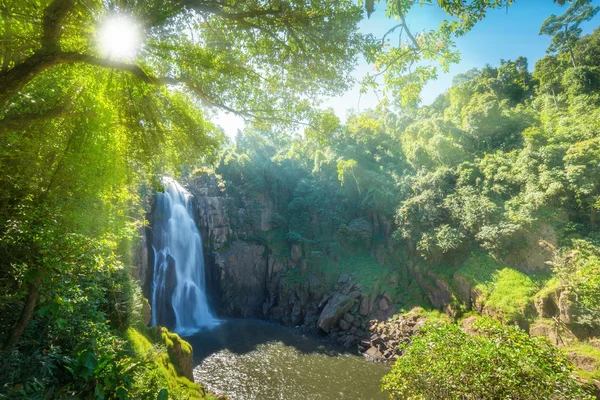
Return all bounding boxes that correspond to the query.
[184,319,390,400]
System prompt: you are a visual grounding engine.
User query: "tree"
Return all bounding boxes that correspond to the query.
[540,0,600,67]
[360,0,579,107]
[0,0,364,128]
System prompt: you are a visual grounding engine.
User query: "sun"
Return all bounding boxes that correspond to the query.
[98,16,141,60]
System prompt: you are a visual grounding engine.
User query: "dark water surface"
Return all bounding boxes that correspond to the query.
[184,319,390,400]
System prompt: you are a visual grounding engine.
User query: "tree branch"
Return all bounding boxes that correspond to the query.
[41,0,75,51]
[182,1,284,21]
[397,0,419,50]
[58,52,260,119]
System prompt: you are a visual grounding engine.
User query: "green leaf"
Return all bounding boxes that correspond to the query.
[156,388,169,400]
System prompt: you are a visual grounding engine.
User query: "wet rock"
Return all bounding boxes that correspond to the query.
[317,293,356,332]
[291,301,304,326]
[342,336,357,348]
[215,241,268,318]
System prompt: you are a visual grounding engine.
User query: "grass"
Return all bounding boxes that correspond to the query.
[451,253,543,322]
[395,306,453,324]
[336,253,392,293]
[484,268,538,322]
[562,342,600,381]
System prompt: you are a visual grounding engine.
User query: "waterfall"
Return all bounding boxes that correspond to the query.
[150,178,217,335]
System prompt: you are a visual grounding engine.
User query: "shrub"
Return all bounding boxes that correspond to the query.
[382,318,594,399]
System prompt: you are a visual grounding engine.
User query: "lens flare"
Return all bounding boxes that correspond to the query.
[98,16,140,59]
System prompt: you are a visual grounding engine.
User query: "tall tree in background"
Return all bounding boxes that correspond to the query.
[540,0,599,67]
[362,0,591,106]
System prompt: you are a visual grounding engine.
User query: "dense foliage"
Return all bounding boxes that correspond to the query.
[381,318,593,399]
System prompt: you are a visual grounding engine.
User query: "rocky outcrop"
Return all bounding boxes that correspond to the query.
[410,264,458,317]
[142,298,152,326]
[157,327,194,381]
[318,294,356,332]
[559,290,577,324]
[502,221,559,274]
[358,308,428,362]
[187,174,233,250]
[534,290,560,318]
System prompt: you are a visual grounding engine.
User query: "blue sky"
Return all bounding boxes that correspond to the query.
[216,1,600,138]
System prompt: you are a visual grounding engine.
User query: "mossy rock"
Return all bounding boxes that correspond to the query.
[156,327,194,381]
[126,326,216,399]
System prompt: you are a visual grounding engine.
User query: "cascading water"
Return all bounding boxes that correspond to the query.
[150,178,217,335]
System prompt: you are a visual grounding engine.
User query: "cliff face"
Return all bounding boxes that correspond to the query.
[182,173,402,348]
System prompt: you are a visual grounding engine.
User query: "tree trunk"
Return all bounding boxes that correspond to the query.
[551,87,558,109]
[569,47,577,68]
[3,273,42,351]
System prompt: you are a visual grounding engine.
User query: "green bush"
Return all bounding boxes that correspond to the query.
[382,318,594,399]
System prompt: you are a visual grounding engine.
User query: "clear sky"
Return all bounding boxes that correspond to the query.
[215,1,600,139]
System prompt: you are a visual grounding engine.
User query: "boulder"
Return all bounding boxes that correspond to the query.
[317,293,356,332]
[364,346,384,360]
[342,313,355,323]
[379,298,389,311]
[339,319,351,330]
[358,295,371,316]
